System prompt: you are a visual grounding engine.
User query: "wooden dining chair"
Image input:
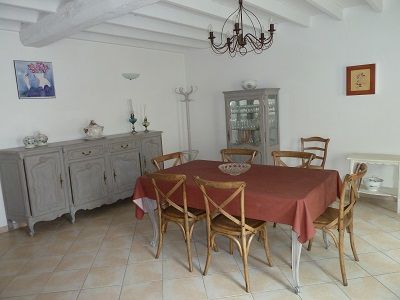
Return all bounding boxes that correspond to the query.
[148,173,205,272]
[194,177,273,292]
[271,151,315,228]
[221,148,259,164]
[271,150,315,168]
[306,163,368,286]
[301,137,330,169]
[152,151,183,171]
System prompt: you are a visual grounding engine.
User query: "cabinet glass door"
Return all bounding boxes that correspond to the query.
[267,95,279,146]
[229,99,261,146]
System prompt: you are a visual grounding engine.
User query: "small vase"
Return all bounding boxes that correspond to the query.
[142,117,150,133]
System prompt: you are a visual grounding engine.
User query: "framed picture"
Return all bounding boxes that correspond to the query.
[14,60,56,99]
[346,64,376,96]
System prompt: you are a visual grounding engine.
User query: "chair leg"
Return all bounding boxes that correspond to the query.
[156,219,164,259]
[262,226,273,267]
[184,221,193,272]
[338,228,348,286]
[273,222,277,228]
[203,232,214,276]
[347,222,359,262]
[241,234,250,292]
[307,238,313,251]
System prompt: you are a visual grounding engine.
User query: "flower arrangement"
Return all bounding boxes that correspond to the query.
[27,62,49,74]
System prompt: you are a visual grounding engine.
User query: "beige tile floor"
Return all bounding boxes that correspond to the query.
[0,197,400,299]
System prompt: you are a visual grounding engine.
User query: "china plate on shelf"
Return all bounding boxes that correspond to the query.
[218,163,251,176]
[84,136,105,141]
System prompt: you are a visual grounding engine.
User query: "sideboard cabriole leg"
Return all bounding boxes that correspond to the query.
[68,208,76,224]
[143,197,158,248]
[397,163,400,214]
[27,219,35,236]
[291,230,302,294]
[322,231,330,249]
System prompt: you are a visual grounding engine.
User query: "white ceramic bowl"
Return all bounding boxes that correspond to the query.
[218,163,251,176]
[241,80,258,90]
[364,176,383,191]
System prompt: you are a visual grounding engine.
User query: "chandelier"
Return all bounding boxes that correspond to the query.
[208,0,275,57]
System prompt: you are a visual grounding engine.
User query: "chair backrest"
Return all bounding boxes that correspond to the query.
[221,148,259,164]
[152,152,183,171]
[352,162,368,198]
[147,173,196,219]
[337,163,368,228]
[194,177,257,234]
[301,137,330,169]
[271,151,315,168]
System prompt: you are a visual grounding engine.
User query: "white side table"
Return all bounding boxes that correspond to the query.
[346,153,400,213]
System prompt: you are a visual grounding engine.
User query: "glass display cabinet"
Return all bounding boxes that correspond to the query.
[223,88,280,165]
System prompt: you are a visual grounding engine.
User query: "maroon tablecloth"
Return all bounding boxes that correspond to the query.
[133,160,341,243]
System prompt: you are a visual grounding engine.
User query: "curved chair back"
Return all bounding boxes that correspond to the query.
[221,148,259,164]
[301,137,330,169]
[152,152,183,171]
[271,151,315,168]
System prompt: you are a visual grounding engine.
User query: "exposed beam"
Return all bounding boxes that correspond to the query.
[0,0,61,13]
[107,14,206,41]
[70,31,187,53]
[164,0,271,29]
[20,0,162,47]
[134,2,226,32]
[0,19,21,32]
[0,4,39,23]
[86,23,208,48]
[365,0,383,12]
[304,0,343,20]
[245,0,311,27]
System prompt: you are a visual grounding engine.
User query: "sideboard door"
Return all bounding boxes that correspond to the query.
[141,136,163,174]
[110,150,141,199]
[69,158,108,206]
[24,151,67,216]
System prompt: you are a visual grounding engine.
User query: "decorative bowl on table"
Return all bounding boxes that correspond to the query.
[364,176,383,191]
[218,163,251,176]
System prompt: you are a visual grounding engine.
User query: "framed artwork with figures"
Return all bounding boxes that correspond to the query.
[346,63,376,96]
[14,60,56,99]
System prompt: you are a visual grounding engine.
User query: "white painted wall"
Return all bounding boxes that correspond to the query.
[0,30,187,226]
[184,0,400,182]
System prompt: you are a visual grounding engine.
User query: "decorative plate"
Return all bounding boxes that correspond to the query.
[218,163,251,176]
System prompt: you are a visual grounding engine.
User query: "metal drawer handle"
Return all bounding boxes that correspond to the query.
[120,144,129,149]
[82,150,92,156]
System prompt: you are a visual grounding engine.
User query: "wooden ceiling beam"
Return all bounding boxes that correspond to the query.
[304,0,343,20]
[0,4,39,23]
[0,0,61,13]
[365,0,383,12]
[19,0,161,47]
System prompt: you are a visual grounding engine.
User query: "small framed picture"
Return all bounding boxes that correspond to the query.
[346,64,376,96]
[14,60,56,99]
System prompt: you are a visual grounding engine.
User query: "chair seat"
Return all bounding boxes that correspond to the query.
[313,207,351,228]
[308,165,323,170]
[212,214,265,234]
[163,206,205,220]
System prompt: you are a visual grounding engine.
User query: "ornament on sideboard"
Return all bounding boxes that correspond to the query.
[35,132,48,146]
[23,136,36,149]
[83,120,104,139]
[129,113,138,134]
[142,116,150,133]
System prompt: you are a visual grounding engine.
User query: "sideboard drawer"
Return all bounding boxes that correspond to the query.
[109,140,139,153]
[66,145,104,160]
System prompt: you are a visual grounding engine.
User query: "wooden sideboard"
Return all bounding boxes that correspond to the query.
[0,131,162,235]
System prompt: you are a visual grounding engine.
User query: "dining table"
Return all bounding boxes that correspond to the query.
[132,160,341,294]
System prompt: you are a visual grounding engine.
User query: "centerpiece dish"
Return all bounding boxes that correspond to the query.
[218,163,251,176]
[364,176,383,191]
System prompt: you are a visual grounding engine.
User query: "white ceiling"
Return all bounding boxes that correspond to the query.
[0,0,384,51]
